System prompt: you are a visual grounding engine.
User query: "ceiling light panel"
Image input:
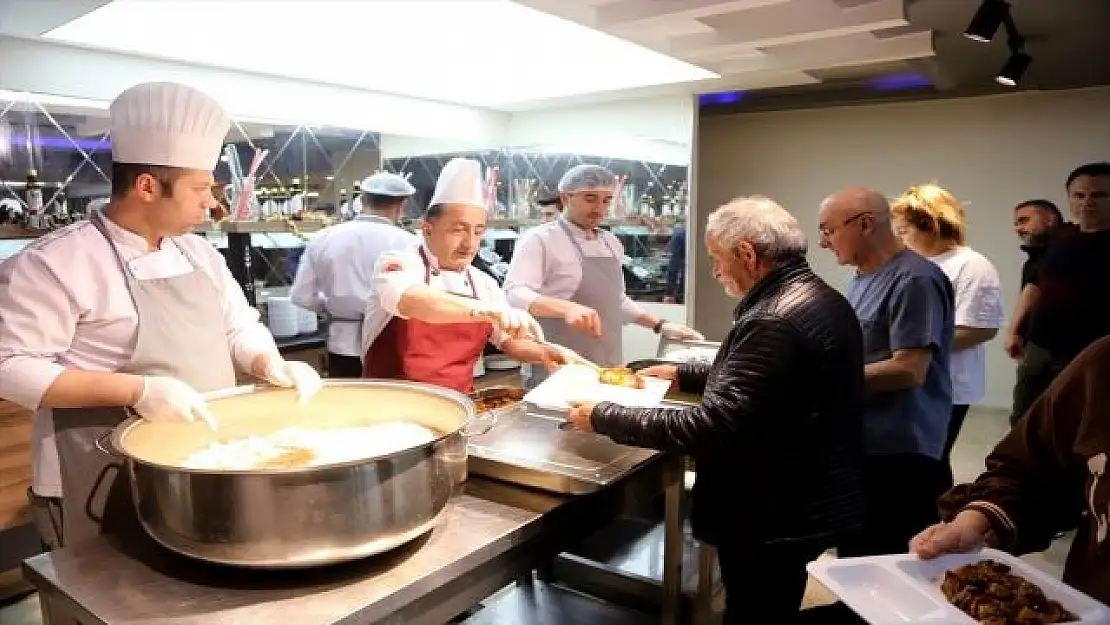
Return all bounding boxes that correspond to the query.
[44,0,718,109]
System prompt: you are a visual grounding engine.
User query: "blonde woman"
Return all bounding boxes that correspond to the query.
[891,184,1004,481]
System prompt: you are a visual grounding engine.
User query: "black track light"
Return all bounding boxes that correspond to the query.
[996,51,1032,86]
[964,0,1009,43]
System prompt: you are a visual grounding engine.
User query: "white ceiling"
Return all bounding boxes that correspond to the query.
[1,0,936,111]
[511,0,936,106]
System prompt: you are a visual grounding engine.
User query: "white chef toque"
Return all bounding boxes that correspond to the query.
[109,82,231,170]
[361,171,416,197]
[428,158,485,209]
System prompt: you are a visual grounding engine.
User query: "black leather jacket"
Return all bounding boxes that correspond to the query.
[592,258,867,547]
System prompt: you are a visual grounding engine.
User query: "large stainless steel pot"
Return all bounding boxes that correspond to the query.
[98,379,493,569]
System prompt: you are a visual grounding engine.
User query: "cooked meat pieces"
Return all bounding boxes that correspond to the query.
[471,387,525,413]
[941,560,1077,624]
[597,367,645,389]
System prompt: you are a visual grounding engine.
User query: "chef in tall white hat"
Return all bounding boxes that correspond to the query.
[504,163,703,389]
[291,170,418,377]
[361,158,585,393]
[0,81,322,550]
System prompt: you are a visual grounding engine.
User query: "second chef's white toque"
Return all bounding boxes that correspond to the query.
[428,158,485,209]
[109,81,231,170]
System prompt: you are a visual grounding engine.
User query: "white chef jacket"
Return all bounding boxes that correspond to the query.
[0,216,277,496]
[929,246,1005,405]
[360,244,509,358]
[503,218,647,322]
[290,215,418,356]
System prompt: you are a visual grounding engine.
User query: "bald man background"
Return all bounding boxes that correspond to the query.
[817,187,955,556]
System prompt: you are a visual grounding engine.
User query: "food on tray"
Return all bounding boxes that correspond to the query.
[940,560,1078,624]
[598,367,645,389]
[471,387,525,413]
[181,422,436,470]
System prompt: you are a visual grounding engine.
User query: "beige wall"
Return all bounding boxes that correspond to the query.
[690,86,1110,409]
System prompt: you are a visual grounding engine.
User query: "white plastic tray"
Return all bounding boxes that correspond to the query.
[807,549,1110,624]
[523,363,672,411]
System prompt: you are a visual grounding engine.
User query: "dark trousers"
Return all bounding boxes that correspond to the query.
[715,540,826,624]
[327,352,364,378]
[838,454,950,557]
[941,404,971,485]
[1011,342,1069,426]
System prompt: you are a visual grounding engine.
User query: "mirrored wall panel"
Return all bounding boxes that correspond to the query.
[0,94,690,305]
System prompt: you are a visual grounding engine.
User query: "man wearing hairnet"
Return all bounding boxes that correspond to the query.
[504,164,703,388]
[291,171,418,377]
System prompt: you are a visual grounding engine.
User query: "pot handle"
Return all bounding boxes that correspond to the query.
[460,410,499,438]
[95,430,124,457]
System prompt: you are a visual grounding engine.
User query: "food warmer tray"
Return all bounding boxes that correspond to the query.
[466,405,661,495]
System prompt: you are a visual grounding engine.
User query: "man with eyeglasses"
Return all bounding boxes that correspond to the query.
[817,187,955,557]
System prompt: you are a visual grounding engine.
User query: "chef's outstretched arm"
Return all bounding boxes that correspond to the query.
[373,252,542,341]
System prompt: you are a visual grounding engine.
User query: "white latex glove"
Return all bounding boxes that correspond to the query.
[470,303,545,342]
[262,356,323,405]
[132,376,218,430]
[661,322,705,341]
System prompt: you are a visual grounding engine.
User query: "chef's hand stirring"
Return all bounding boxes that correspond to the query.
[133,376,218,430]
[258,354,323,405]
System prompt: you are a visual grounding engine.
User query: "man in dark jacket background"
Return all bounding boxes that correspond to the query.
[568,195,866,624]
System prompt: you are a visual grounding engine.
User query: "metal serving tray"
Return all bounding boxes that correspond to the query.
[466,405,662,495]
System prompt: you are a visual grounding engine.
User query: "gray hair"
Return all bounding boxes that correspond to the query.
[706,195,808,262]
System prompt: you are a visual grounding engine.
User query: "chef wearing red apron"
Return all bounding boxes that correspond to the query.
[0,82,322,550]
[361,158,583,393]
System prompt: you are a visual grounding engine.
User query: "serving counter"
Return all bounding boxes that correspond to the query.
[23,454,685,625]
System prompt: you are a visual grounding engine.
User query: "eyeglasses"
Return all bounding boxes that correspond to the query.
[819,211,871,238]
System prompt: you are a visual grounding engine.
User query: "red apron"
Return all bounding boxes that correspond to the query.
[363,248,492,393]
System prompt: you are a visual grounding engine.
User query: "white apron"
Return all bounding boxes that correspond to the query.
[49,212,237,547]
[526,218,625,389]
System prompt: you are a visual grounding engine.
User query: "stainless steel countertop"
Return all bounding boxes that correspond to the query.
[23,458,681,625]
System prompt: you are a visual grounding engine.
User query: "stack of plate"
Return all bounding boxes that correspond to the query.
[297,306,318,334]
[267,296,299,338]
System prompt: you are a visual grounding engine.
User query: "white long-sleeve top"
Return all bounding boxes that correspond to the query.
[360,244,509,358]
[290,216,418,356]
[502,219,647,322]
[0,216,279,496]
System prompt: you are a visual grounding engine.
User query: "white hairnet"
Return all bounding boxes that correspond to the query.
[360,171,416,197]
[557,164,616,194]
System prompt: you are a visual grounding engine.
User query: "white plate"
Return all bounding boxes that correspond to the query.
[523,364,671,411]
[807,548,1110,624]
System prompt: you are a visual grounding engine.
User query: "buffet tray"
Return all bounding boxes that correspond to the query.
[466,406,658,495]
[807,549,1110,624]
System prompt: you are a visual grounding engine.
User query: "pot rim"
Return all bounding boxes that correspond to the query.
[105,378,477,475]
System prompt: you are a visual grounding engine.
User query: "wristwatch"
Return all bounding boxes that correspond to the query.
[652,319,665,334]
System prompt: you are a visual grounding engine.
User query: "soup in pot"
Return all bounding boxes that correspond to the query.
[120,384,471,468]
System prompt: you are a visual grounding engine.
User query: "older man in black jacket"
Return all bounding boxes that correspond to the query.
[568,195,866,624]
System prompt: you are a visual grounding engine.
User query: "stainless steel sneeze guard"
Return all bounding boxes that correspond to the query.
[466,403,664,494]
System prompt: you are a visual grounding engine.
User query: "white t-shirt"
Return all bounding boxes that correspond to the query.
[930,247,1005,405]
